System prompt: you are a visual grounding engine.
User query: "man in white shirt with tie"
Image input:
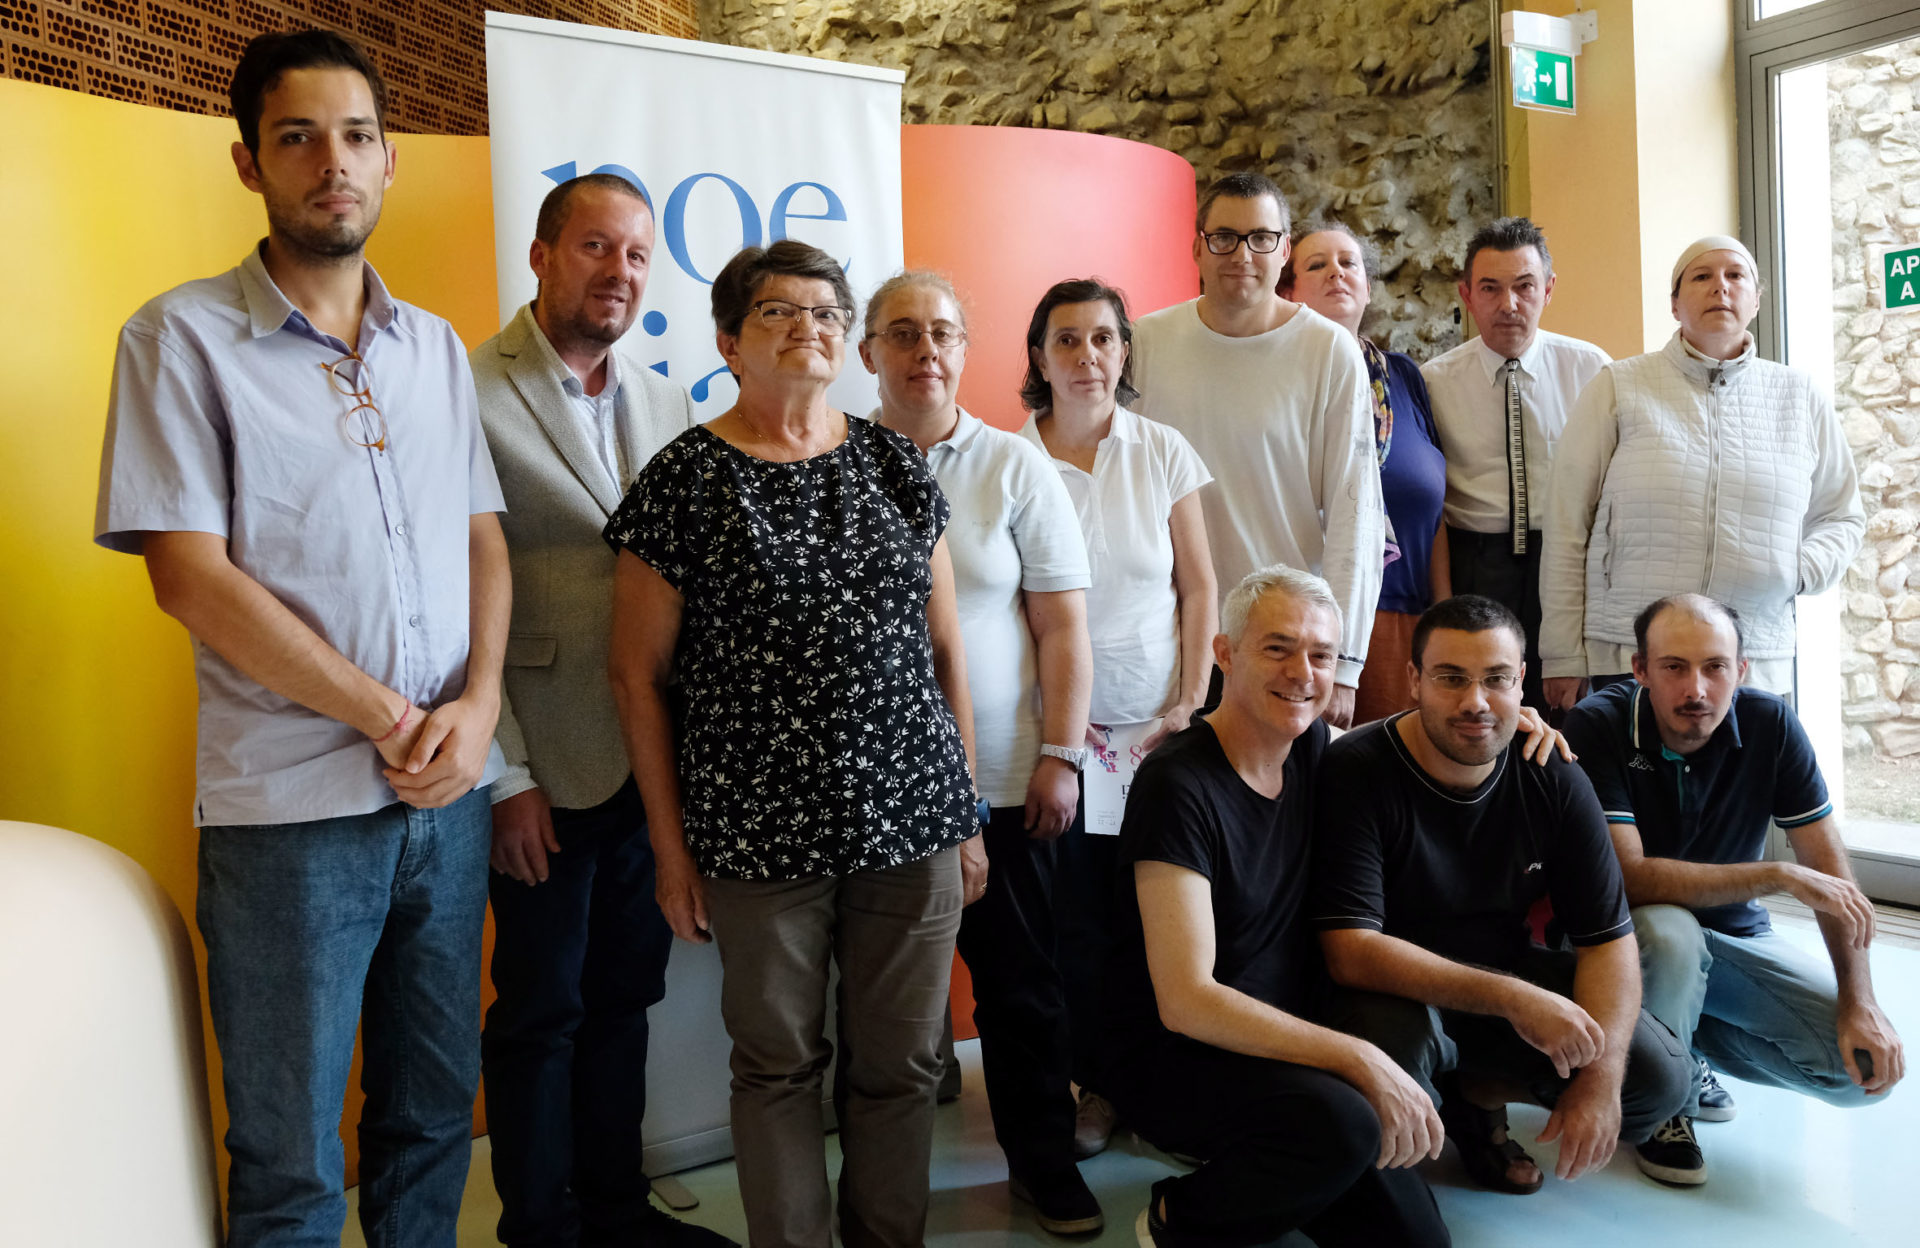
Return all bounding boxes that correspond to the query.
[1422,217,1609,711]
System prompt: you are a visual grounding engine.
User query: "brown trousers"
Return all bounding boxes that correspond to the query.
[704,847,962,1248]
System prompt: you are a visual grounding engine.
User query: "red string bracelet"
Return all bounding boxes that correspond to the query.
[373,705,412,743]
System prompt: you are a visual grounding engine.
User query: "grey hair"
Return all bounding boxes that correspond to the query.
[862,269,969,338]
[1221,563,1343,644]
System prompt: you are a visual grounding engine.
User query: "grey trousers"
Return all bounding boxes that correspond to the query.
[704,848,962,1248]
[1332,945,1695,1145]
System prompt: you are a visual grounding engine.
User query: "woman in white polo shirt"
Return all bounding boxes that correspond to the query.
[1017,277,1218,1161]
[861,272,1104,1234]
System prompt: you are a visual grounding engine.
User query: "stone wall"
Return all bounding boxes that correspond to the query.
[1832,36,1920,759]
[698,0,1498,358]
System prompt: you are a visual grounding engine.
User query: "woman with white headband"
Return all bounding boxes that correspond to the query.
[1539,236,1865,701]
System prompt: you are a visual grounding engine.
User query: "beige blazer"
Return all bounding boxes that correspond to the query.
[474,303,695,810]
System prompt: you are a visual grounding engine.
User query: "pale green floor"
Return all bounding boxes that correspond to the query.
[347,914,1919,1247]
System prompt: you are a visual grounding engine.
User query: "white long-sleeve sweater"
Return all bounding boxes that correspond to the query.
[1542,332,1864,673]
[1131,300,1385,687]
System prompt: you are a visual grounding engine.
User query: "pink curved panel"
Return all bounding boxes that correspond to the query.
[902,125,1199,433]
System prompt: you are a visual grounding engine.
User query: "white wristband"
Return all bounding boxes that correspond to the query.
[1039,743,1087,772]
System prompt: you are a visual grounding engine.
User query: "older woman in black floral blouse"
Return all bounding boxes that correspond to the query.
[605,240,980,1248]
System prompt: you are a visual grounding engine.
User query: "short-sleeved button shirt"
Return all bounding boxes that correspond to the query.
[1019,406,1212,726]
[1312,715,1633,971]
[1105,719,1332,1057]
[94,245,506,827]
[603,418,977,880]
[1563,681,1832,937]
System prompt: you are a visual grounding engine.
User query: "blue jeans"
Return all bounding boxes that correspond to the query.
[1633,904,1873,1112]
[198,789,492,1248]
[482,778,672,1247]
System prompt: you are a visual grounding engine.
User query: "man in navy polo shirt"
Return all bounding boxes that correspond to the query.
[1564,593,1905,1189]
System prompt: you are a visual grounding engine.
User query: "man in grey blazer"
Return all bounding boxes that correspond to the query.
[473,173,729,1248]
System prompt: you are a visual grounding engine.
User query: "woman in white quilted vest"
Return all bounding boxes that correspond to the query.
[1540,236,1865,705]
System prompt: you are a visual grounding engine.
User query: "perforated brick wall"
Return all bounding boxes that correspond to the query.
[4,0,699,133]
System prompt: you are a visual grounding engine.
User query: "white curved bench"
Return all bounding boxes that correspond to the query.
[0,820,220,1246]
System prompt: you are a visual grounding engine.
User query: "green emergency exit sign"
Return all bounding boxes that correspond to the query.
[1888,246,1920,310]
[1512,47,1575,114]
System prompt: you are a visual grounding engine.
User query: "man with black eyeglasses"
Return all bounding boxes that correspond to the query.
[1130,172,1383,728]
[94,29,507,1247]
[1311,595,1692,1198]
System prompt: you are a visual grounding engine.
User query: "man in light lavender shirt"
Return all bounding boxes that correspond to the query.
[93,31,508,1248]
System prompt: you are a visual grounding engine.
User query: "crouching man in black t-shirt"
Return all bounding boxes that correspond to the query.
[1105,564,1452,1248]
[1312,595,1693,1196]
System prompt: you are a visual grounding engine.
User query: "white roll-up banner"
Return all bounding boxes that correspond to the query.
[483,13,905,420]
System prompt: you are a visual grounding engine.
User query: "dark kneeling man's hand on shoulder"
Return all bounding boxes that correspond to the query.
[491,787,561,885]
[1514,704,1576,765]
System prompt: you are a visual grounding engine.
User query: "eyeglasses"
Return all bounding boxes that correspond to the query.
[869,322,967,351]
[750,299,853,337]
[1425,672,1521,693]
[1201,229,1284,256]
[319,350,387,452]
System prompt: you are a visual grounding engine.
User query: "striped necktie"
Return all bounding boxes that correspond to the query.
[1503,357,1528,556]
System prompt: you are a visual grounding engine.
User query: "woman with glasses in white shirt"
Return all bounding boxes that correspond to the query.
[1017,275,1218,1168]
[861,271,1102,1234]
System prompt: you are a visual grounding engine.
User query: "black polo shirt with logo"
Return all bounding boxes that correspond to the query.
[1562,681,1832,938]
[1311,714,1633,972]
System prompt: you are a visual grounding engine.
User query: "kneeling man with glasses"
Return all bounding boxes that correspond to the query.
[1313,595,1693,1196]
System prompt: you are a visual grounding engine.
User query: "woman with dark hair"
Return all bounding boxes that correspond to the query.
[1281,222,1449,724]
[1015,277,1217,1173]
[603,240,980,1248]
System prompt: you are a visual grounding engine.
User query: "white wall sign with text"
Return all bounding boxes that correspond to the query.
[484,13,905,420]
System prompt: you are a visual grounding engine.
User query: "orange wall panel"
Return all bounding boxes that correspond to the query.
[901,124,1198,434]
[898,126,1195,1037]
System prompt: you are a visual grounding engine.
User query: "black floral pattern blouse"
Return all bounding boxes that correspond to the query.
[604,418,978,880]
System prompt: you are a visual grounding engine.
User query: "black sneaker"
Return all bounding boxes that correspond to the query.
[1634,1114,1707,1186]
[1009,1167,1104,1236]
[636,1201,741,1248]
[1695,1058,1737,1122]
